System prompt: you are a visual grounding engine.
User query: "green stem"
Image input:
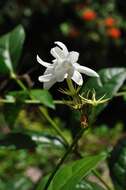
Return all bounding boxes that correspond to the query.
[92,170,112,190]
[0,99,70,105]
[14,77,27,91]
[66,78,81,106]
[72,151,112,190]
[44,127,86,190]
[12,76,111,190]
[12,76,69,146]
[66,78,75,95]
[40,107,69,146]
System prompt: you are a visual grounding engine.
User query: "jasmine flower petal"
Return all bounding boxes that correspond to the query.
[50,47,64,60]
[37,55,52,68]
[38,74,53,82]
[43,78,56,89]
[71,70,83,86]
[69,51,79,64]
[37,41,99,89]
[55,41,69,56]
[74,63,99,78]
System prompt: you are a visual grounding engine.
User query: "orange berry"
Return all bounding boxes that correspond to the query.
[82,9,96,21]
[104,17,116,27]
[107,28,121,39]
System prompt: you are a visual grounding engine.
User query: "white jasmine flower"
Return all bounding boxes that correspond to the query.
[37,41,99,89]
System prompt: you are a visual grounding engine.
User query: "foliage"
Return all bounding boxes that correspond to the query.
[0,1,126,190]
[37,153,107,190]
[108,137,126,190]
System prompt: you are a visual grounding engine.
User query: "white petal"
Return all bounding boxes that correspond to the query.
[44,66,54,75]
[69,51,79,64]
[37,55,52,68]
[38,74,53,82]
[54,41,69,56]
[71,70,83,86]
[74,63,99,78]
[50,47,65,60]
[64,73,68,78]
[55,71,66,82]
[43,78,56,89]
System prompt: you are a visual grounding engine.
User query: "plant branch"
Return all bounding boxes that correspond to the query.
[12,76,69,146]
[44,127,86,190]
[0,99,70,105]
[11,76,111,190]
[92,170,112,190]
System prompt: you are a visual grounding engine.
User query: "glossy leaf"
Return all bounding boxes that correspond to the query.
[82,68,126,99]
[39,152,107,190]
[0,25,25,74]
[30,89,55,109]
[108,137,126,190]
[82,68,126,116]
[36,176,106,190]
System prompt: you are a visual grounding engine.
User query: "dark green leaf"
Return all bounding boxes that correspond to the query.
[0,25,25,74]
[38,152,107,190]
[3,103,22,128]
[8,90,29,102]
[82,68,126,99]
[82,68,126,116]
[108,137,126,190]
[30,89,55,109]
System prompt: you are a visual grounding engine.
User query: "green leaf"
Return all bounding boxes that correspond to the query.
[37,177,106,190]
[8,90,29,102]
[74,180,106,190]
[3,103,22,128]
[82,68,126,99]
[82,68,126,116]
[39,152,107,190]
[108,137,126,190]
[30,89,55,109]
[0,25,25,74]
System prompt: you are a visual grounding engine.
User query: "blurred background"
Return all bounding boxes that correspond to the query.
[0,0,126,189]
[1,0,126,125]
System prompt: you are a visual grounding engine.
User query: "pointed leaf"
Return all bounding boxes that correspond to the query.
[82,68,126,116]
[0,25,25,74]
[83,68,126,99]
[30,89,55,109]
[38,152,107,190]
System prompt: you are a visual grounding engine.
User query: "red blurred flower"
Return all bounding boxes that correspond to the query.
[104,17,117,27]
[107,28,121,39]
[82,9,96,21]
